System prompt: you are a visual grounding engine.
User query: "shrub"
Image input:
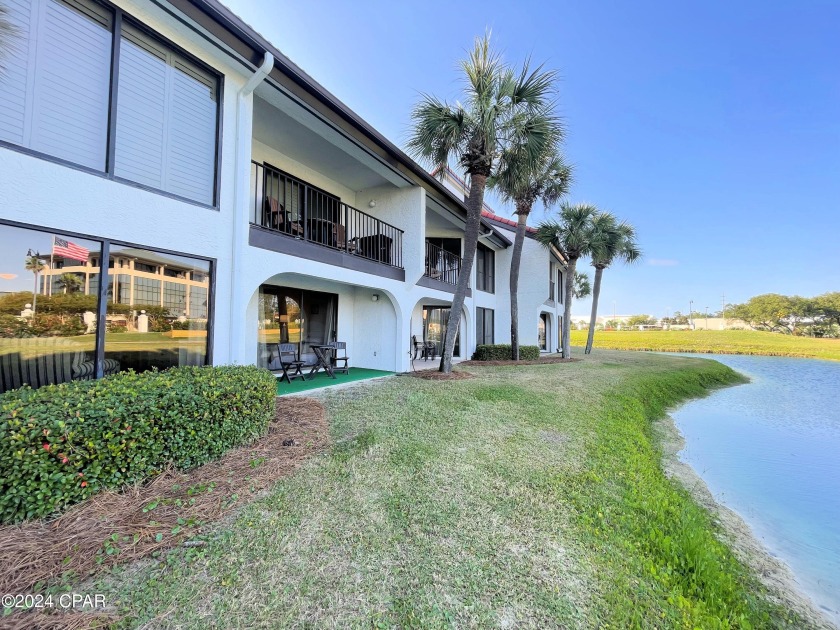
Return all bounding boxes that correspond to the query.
[0,365,277,523]
[171,320,207,331]
[0,314,32,338]
[0,314,85,338]
[471,344,541,361]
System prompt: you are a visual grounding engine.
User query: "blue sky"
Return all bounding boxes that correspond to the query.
[225,0,839,317]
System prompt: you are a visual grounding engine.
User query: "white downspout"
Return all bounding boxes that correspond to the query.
[229,52,274,362]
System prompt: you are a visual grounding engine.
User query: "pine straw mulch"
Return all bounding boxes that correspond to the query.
[0,397,329,630]
[407,369,475,381]
[460,357,581,366]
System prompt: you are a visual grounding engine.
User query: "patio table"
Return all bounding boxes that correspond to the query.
[310,344,337,379]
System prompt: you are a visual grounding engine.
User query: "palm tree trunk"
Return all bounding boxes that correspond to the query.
[32,272,38,314]
[585,266,604,354]
[562,257,577,359]
[439,173,486,373]
[509,208,529,360]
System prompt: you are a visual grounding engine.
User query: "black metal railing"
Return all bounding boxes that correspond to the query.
[424,241,461,285]
[251,161,404,269]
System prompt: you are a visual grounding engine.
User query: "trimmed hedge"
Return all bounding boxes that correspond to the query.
[471,344,541,361]
[0,365,276,523]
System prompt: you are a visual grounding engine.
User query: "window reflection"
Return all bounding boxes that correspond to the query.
[0,224,213,393]
[0,225,101,393]
[257,286,337,370]
[103,246,211,372]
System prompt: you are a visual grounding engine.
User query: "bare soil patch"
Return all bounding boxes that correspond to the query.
[407,370,475,381]
[0,398,329,628]
[461,357,581,366]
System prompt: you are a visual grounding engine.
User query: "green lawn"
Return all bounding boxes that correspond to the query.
[572,328,840,361]
[0,333,205,359]
[90,351,810,628]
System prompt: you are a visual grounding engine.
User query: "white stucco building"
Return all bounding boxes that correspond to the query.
[0,0,567,392]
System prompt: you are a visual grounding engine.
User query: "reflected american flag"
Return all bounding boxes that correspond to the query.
[53,237,89,262]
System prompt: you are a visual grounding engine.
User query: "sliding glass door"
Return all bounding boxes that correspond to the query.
[423,306,460,357]
[258,286,337,368]
[538,313,549,351]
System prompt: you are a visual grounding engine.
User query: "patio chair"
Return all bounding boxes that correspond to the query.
[412,335,436,361]
[277,343,307,383]
[328,341,350,374]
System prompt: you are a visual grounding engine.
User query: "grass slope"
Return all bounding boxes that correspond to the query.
[93,351,809,628]
[572,329,840,361]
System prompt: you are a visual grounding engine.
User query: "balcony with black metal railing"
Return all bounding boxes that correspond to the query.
[424,241,462,286]
[250,161,404,271]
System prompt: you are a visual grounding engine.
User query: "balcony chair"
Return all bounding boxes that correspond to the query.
[264,197,302,236]
[328,341,350,374]
[276,343,307,383]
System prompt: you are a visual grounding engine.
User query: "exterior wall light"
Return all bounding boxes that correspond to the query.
[368,199,376,208]
[371,294,379,302]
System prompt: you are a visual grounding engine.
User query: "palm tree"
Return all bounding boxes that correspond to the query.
[24,255,45,314]
[535,203,598,359]
[584,214,641,354]
[408,34,558,373]
[573,271,591,299]
[490,149,571,360]
[56,272,83,294]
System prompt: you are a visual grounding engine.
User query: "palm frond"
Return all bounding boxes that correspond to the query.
[461,32,503,108]
[573,271,592,299]
[0,4,19,71]
[407,95,468,171]
[540,155,574,206]
[589,213,642,267]
[504,57,558,109]
[410,32,560,180]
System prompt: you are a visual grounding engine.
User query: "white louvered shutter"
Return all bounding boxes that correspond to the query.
[115,25,217,205]
[0,0,34,145]
[0,0,111,170]
[114,30,167,190]
[167,61,217,204]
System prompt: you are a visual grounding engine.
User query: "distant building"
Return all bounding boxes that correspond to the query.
[38,249,210,320]
[571,315,636,329]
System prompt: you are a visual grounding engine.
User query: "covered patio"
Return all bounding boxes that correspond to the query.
[276,367,393,396]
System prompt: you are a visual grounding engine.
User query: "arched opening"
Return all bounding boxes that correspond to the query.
[538,312,552,352]
[410,298,469,362]
[248,273,401,373]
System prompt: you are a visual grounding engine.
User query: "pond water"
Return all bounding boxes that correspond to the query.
[670,354,840,624]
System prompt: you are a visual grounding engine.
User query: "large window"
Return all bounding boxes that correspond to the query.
[476,244,495,293]
[0,223,100,393]
[0,0,112,170]
[0,0,220,205]
[114,24,218,205]
[476,307,494,346]
[0,221,213,393]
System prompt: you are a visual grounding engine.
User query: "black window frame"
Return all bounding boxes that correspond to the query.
[557,268,564,304]
[0,217,216,379]
[476,307,494,346]
[476,244,495,294]
[0,0,224,210]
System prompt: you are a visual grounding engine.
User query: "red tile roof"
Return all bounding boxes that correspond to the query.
[481,210,537,233]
